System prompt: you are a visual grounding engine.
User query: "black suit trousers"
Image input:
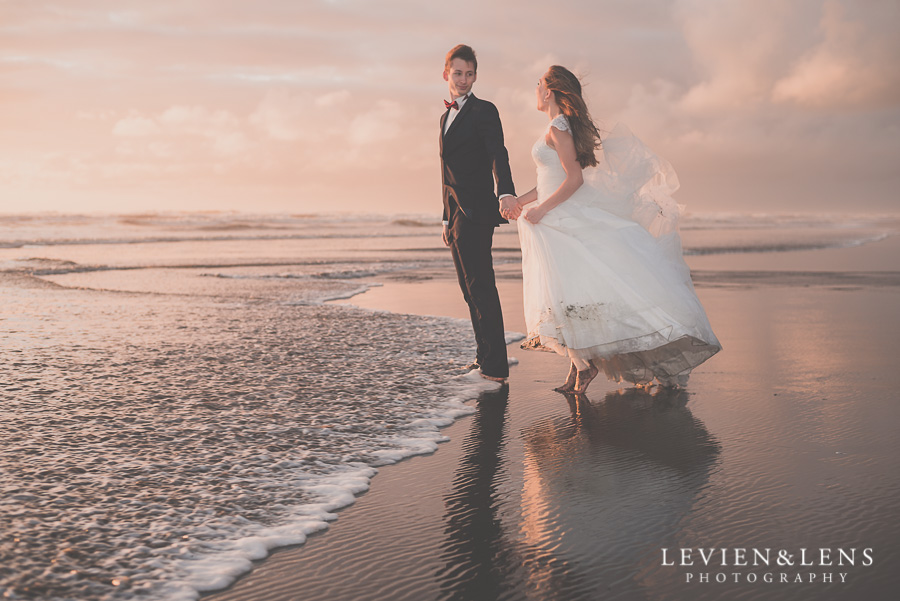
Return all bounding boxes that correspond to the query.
[448,208,509,378]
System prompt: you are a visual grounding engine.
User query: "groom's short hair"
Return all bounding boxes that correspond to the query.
[445,44,477,73]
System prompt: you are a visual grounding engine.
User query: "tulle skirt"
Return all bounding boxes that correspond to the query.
[519,125,720,386]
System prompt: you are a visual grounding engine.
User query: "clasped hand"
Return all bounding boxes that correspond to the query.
[500,196,522,220]
[500,196,546,224]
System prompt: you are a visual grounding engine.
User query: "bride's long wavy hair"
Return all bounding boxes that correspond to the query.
[544,65,602,168]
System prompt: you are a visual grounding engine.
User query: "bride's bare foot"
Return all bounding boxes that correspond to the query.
[574,362,599,393]
[553,363,578,393]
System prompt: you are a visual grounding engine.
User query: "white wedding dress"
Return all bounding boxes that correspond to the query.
[518,115,720,386]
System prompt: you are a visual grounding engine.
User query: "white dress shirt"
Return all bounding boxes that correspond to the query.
[443,93,469,134]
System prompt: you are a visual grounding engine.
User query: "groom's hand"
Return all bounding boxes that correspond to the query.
[500,196,521,220]
[442,223,451,247]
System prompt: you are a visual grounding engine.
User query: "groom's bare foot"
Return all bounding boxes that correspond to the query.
[480,372,507,384]
[574,362,599,393]
[553,363,578,393]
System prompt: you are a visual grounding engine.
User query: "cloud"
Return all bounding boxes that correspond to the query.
[673,0,794,112]
[668,0,900,113]
[113,114,161,136]
[1,0,898,214]
[111,105,250,160]
[248,90,318,141]
[247,89,410,169]
[348,100,403,147]
[159,105,239,130]
[772,1,900,109]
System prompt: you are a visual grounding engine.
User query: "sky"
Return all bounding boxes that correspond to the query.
[1,0,899,216]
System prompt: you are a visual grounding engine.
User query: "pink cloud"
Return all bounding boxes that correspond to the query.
[773,1,900,108]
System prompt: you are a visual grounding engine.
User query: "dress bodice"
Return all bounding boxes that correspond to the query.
[531,115,571,198]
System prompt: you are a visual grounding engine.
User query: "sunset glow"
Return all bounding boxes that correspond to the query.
[2,0,898,214]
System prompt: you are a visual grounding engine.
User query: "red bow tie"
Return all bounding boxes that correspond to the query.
[444,99,458,110]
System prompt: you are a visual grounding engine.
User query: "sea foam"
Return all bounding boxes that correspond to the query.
[0,267,512,600]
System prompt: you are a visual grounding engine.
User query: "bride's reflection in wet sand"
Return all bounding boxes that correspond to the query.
[519,387,721,599]
[437,386,720,601]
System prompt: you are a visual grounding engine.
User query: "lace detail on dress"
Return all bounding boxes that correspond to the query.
[549,114,570,132]
[520,336,549,351]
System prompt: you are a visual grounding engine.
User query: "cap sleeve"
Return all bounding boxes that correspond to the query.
[550,114,570,132]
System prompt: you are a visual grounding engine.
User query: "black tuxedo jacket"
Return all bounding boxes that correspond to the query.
[440,94,516,226]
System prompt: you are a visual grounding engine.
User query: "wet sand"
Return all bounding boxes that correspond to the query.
[204,249,900,601]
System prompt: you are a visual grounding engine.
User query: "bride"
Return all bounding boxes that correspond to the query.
[500,65,720,393]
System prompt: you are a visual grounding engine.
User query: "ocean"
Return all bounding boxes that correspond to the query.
[1,212,897,600]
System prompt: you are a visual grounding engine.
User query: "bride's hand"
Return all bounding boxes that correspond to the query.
[522,205,546,224]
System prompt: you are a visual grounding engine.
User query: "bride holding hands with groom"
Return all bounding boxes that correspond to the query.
[439,44,720,393]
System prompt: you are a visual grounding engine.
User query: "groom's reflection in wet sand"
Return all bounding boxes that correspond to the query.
[435,386,513,601]
[437,385,721,601]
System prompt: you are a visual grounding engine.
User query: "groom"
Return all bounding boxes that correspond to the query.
[439,44,515,383]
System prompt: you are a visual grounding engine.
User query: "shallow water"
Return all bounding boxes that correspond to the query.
[2,277,512,599]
